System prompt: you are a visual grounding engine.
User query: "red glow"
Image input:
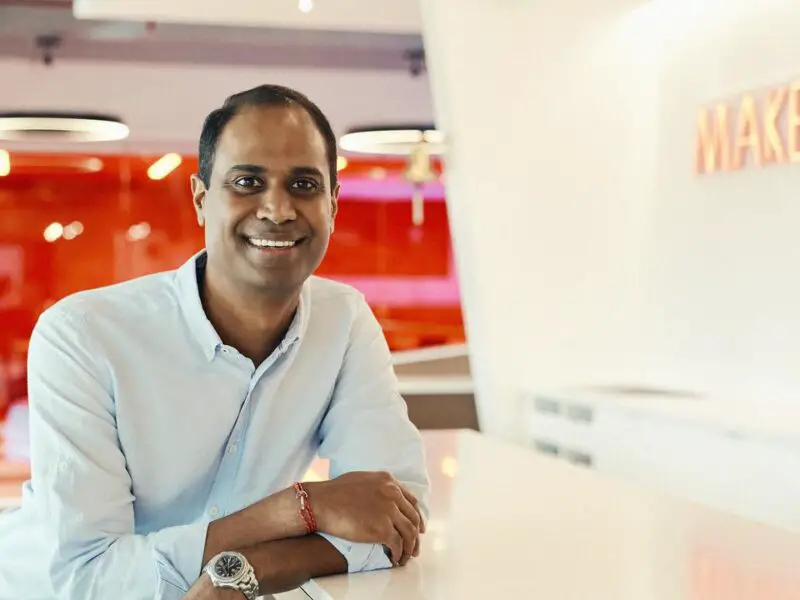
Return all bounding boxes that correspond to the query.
[0,152,464,419]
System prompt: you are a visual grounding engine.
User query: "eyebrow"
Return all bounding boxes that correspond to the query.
[290,166,325,179]
[227,164,267,175]
[226,165,324,179]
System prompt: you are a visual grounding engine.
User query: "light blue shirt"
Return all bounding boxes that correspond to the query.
[0,251,429,600]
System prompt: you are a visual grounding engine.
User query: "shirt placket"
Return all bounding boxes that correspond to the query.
[203,339,298,520]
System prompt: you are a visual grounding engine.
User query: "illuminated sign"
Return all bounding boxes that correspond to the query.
[695,83,800,173]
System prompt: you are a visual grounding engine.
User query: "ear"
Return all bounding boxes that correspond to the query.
[190,174,207,227]
[330,183,340,233]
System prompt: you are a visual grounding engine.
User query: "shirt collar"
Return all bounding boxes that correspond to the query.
[175,249,310,362]
[176,250,222,361]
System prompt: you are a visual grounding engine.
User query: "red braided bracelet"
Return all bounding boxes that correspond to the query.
[293,482,318,534]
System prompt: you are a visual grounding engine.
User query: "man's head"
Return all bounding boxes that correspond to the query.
[191,84,340,299]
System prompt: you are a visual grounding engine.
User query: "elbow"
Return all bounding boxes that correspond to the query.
[48,536,128,600]
[48,541,106,600]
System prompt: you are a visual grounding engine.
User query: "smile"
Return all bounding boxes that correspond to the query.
[244,236,305,250]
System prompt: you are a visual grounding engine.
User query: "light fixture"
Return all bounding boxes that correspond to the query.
[0,149,9,176]
[340,124,445,226]
[298,0,313,13]
[43,222,64,243]
[147,153,182,180]
[127,222,151,242]
[339,125,444,156]
[336,156,348,171]
[0,112,130,143]
[63,221,84,241]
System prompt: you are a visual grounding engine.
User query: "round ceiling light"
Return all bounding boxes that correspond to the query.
[0,112,130,143]
[339,124,444,156]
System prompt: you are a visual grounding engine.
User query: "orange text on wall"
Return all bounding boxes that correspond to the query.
[695,83,800,174]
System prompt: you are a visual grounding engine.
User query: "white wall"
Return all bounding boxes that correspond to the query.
[421,0,658,440]
[0,58,433,153]
[638,0,800,414]
[423,0,800,441]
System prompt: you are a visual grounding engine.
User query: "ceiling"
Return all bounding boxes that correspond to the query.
[0,0,424,71]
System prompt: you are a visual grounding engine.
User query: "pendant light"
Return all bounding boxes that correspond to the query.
[0,111,130,143]
[340,124,445,226]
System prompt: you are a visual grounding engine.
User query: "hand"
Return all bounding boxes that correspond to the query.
[182,574,245,600]
[306,471,425,566]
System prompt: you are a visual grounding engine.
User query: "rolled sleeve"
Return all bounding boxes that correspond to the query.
[153,522,211,593]
[316,534,392,573]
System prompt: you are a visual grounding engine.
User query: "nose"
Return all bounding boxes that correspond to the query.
[255,188,297,224]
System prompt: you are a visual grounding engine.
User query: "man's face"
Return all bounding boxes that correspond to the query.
[191,104,338,297]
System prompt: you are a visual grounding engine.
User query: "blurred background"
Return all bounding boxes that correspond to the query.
[0,0,471,434]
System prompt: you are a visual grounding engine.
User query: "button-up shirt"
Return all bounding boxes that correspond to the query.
[0,251,429,600]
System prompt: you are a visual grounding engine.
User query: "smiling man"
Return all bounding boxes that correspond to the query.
[0,85,429,600]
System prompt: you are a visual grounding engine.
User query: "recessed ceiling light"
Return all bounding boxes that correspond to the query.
[147,153,182,180]
[0,150,9,176]
[0,112,130,143]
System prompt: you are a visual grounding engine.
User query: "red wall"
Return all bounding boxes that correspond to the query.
[0,153,465,416]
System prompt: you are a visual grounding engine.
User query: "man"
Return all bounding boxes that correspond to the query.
[0,84,429,600]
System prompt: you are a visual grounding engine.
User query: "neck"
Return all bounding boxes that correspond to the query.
[202,264,300,365]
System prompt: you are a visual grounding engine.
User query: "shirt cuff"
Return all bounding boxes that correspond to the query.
[317,534,392,573]
[152,521,211,593]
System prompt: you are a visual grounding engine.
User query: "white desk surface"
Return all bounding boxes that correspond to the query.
[302,429,800,600]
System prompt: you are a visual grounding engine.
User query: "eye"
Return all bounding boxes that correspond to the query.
[233,176,264,190]
[291,178,320,193]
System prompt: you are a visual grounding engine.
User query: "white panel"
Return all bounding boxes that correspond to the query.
[73,0,421,34]
[420,0,658,440]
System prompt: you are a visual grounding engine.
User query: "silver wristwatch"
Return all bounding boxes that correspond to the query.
[204,551,260,600]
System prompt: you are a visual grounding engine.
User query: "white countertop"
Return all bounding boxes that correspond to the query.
[302,429,800,600]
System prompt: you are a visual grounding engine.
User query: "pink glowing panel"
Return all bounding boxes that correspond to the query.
[339,177,445,201]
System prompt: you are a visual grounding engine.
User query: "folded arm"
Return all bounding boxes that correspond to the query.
[313,295,431,573]
[186,295,430,598]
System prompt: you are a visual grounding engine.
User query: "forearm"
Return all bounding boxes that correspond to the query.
[202,487,307,566]
[241,534,348,595]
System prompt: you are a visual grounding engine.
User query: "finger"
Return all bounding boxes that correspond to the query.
[386,528,403,566]
[392,509,418,566]
[396,483,426,533]
[395,493,422,533]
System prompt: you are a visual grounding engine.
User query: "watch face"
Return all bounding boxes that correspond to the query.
[214,554,244,579]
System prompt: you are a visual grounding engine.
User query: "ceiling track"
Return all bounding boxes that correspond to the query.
[0,0,73,8]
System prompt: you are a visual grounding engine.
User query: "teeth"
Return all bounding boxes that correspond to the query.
[248,238,297,248]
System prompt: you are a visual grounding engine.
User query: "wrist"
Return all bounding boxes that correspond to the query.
[302,481,327,532]
[292,481,319,534]
[203,574,244,599]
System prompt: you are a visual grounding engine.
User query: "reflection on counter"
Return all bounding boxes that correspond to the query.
[304,430,800,600]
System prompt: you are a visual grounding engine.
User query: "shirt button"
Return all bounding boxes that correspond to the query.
[58,461,69,473]
[229,444,238,455]
[221,348,230,355]
[208,506,220,518]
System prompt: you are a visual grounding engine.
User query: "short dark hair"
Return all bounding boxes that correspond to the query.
[198,84,338,190]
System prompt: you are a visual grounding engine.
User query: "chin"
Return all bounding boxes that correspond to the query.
[249,271,307,298]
